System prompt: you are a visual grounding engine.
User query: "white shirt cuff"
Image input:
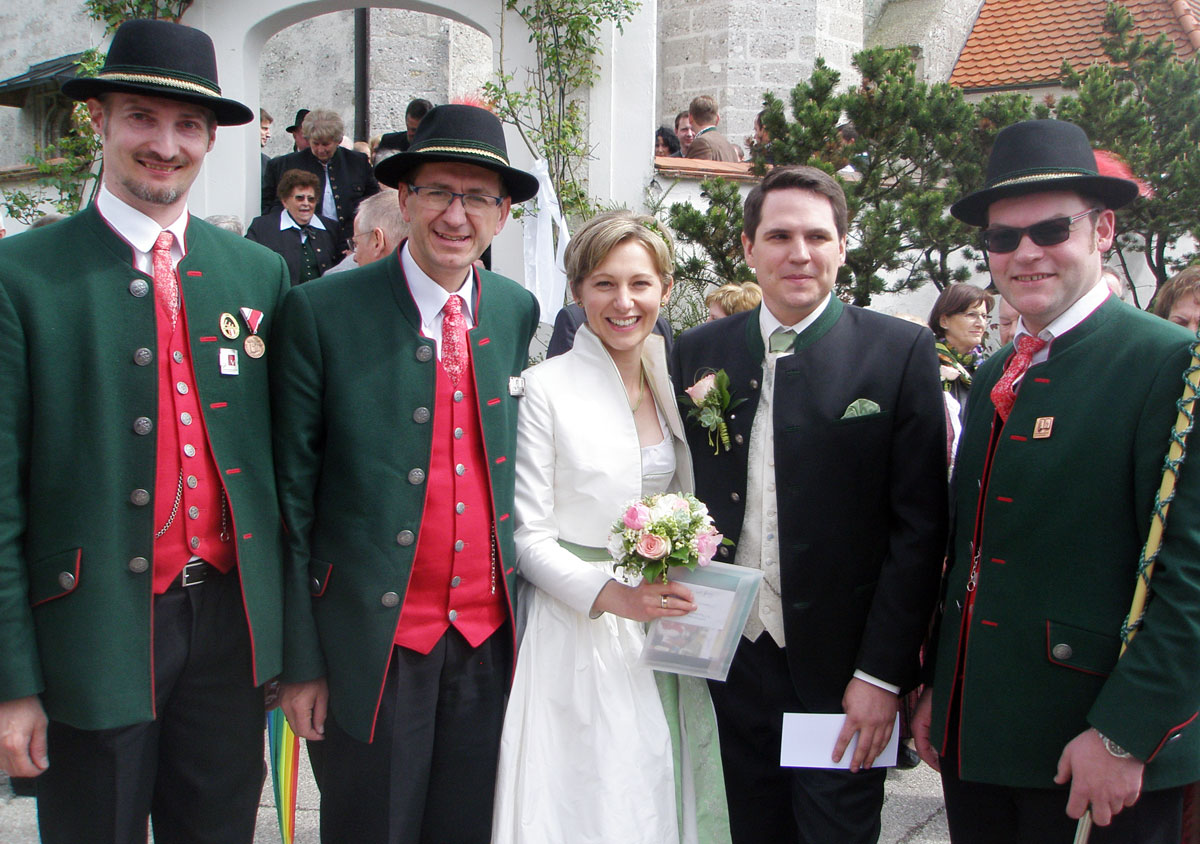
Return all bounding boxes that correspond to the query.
[853,670,900,695]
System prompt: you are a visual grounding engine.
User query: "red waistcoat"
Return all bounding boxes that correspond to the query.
[151,276,235,593]
[394,349,507,653]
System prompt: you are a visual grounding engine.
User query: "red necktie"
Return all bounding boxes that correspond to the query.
[990,334,1047,422]
[152,231,179,329]
[441,294,467,385]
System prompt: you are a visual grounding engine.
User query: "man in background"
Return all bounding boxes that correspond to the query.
[685,95,740,162]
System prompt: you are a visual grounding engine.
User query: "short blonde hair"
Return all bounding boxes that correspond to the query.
[706,282,762,316]
[302,109,344,144]
[566,211,675,297]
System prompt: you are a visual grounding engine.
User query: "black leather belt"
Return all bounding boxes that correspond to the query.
[172,560,217,589]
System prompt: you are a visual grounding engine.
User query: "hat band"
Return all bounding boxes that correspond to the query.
[990,170,1095,189]
[95,70,221,98]
[414,143,510,167]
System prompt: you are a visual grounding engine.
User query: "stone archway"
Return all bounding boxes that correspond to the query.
[179,0,659,285]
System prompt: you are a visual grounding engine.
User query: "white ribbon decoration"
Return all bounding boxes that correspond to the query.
[522,158,570,322]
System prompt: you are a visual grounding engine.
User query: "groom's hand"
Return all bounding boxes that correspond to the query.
[832,678,898,772]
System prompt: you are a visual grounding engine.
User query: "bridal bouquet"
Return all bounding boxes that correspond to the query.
[607,492,730,584]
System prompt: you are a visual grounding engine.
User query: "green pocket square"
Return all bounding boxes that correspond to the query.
[841,398,881,418]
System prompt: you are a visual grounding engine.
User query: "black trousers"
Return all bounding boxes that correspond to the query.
[708,633,887,844]
[941,755,1183,843]
[318,627,511,844]
[36,567,265,844]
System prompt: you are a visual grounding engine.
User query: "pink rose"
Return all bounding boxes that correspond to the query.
[623,503,651,530]
[671,496,692,512]
[694,528,722,565]
[685,373,717,405]
[636,533,671,560]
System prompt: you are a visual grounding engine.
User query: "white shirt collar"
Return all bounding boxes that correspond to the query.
[758,292,831,354]
[400,241,476,327]
[1014,278,1109,346]
[279,209,326,232]
[96,185,189,259]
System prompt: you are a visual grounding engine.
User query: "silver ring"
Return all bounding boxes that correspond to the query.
[661,595,669,608]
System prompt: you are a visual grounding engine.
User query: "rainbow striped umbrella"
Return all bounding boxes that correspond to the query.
[267,707,300,844]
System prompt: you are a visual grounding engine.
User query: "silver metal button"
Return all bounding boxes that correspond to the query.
[415,345,433,362]
[180,412,192,425]
[133,417,153,435]
[454,540,464,552]
[453,428,464,439]
[186,475,198,489]
[129,279,149,298]
[58,571,75,590]
[381,591,400,608]
[130,488,150,506]
[734,434,744,445]
[310,577,321,593]
[453,390,464,402]
[173,350,184,364]
[450,576,462,587]
[190,536,200,549]
[176,381,189,395]
[750,379,759,389]
[448,609,458,621]
[134,348,153,366]
[128,556,149,573]
[718,546,729,557]
[455,464,466,476]
[455,502,465,515]
[1051,643,1073,660]
[183,444,196,457]
[413,407,431,424]
[731,492,740,502]
[396,530,415,546]
[188,506,200,520]
[407,468,426,485]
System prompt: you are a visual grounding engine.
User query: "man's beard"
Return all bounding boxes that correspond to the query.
[120,175,182,206]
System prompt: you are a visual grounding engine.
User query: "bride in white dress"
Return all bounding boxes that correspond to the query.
[492,212,731,844]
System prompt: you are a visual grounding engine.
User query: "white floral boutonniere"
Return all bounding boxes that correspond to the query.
[682,369,745,455]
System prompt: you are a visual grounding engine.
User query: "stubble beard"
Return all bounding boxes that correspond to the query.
[121,176,183,207]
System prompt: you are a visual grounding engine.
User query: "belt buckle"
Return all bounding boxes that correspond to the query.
[181,561,208,587]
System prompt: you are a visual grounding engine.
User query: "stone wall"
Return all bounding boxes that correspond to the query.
[259,9,492,158]
[658,0,863,154]
[867,0,983,82]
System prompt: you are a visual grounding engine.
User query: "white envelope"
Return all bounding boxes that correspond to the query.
[780,713,900,769]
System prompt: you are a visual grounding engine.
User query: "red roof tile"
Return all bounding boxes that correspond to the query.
[950,0,1200,90]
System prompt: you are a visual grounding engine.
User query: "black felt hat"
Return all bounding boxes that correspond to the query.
[374,104,539,203]
[286,109,310,133]
[62,19,253,126]
[950,120,1140,227]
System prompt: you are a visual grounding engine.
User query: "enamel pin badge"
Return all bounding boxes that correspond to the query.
[219,347,240,376]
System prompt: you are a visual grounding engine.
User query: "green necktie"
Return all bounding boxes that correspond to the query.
[769,327,796,353]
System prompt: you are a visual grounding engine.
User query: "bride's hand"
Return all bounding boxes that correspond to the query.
[590,578,697,622]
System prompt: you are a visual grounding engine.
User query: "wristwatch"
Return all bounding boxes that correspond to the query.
[1094,729,1133,759]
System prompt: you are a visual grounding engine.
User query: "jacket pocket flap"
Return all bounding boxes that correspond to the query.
[309,559,332,597]
[30,548,82,607]
[1045,620,1119,677]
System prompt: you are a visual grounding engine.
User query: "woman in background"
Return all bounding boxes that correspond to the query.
[927,283,992,467]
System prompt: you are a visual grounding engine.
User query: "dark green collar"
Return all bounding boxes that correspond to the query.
[745,296,845,360]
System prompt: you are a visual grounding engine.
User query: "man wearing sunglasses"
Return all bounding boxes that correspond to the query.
[270,104,539,843]
[913,119,1200,843]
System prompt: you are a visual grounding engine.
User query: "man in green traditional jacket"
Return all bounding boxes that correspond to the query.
[913,119,1200,843]
[272,104,540,844]
[0,19,289,844]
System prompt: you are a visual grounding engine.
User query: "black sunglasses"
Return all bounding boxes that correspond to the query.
[980,208,1099,254]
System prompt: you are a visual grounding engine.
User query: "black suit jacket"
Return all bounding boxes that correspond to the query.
[546,302,673,358]
[671,299,947,710]
[245,209,342,286]
[262,147,379,251]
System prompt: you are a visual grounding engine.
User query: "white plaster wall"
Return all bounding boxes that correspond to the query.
[867,0,984,82]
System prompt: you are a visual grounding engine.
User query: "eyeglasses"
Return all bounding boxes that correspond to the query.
[349,230,373,251]
[953,311,990,323]
[291,194,317,203]
[407,185,504,213]
[980,208,1099,254]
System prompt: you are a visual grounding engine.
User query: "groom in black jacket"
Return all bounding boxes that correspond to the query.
[671,165,947,844]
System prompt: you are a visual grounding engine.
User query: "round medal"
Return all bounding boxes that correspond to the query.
[220,313,240,339]
[244,335,266,358]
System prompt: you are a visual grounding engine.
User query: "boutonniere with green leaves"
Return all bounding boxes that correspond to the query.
[682,369,745,455]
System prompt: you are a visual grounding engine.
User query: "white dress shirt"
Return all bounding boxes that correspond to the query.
[279,208,327,243]
[1013,279,1110,366]
[400,242,476,360]
[95,185,188,273]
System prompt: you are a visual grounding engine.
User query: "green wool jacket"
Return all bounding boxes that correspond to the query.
[270,252,539,743]
[0,205,290,730]
[929,297,1200,790]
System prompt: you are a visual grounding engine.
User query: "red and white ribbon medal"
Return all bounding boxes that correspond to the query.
[240,307,266,358]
